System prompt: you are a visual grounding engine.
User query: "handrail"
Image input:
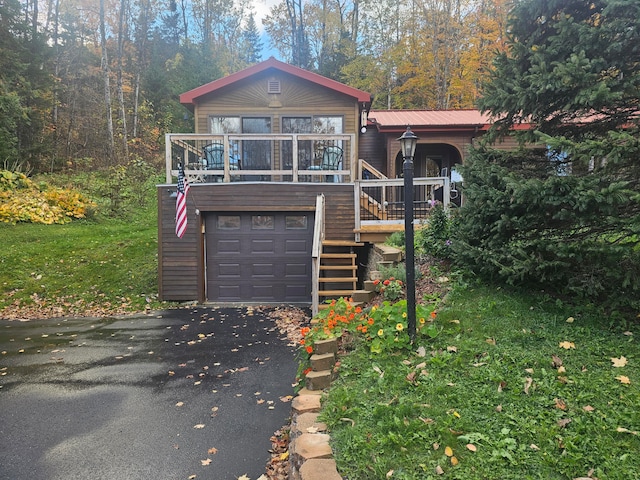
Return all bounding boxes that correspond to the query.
[311,194,325,316]
[166,133,357,184]
[359,159,387,180]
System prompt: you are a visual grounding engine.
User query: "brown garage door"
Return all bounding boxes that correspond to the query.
[205,212,313,302]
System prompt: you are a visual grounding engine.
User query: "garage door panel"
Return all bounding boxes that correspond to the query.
[217,239,241,254]
[251,239,275,254]
[218,263,241,277]
[251,263,275,277]
[206,212,313,302]
[285,263,308,276]
[285,239,308,253]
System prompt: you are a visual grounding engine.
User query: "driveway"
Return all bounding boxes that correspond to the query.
[0,306,300,480]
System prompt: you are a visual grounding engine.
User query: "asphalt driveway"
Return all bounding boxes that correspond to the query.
[0,306,299,480]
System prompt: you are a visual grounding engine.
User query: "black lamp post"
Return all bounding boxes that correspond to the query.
[398,126,418,342]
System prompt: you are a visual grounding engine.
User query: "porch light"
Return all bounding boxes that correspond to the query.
[397,126,418,342]
[398,126,418,161]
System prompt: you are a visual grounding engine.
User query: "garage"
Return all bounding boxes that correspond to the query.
[205,212,314,302]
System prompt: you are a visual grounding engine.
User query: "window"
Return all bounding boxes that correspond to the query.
[286,215,307,229]
[282,116,343,170]
[217,216,241,230]
[209,116,272,175]
[252,215,274,230]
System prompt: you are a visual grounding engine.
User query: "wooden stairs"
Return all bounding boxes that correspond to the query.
[317,240,375,308]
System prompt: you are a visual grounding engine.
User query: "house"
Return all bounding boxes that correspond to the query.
[157,58,512,309]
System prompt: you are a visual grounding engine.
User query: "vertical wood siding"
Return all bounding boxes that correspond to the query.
[158,183,355,301]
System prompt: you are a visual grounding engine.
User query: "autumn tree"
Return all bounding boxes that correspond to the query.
[455,0,640,312]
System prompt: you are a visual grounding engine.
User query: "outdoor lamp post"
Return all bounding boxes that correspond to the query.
[398,126,418,342]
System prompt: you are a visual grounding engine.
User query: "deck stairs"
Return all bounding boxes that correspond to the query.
[317,240,372,308]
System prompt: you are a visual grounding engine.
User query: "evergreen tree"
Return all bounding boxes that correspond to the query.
[242,13,263,64]
[455,0,640,312]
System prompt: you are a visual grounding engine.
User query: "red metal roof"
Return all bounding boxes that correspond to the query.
[180,57,372,106]
[368,109,494,133]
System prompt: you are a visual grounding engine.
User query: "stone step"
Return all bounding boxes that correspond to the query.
[299,459,342,480]
[310,352,335,372]
[305,369,333,391]
[292,394,322,414]
[351,289,375,303]
[313,338,338,355]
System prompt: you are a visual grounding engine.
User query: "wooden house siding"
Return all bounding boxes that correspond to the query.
[193,70,359,143]
[358,128,387,176]
[157,183,355,301]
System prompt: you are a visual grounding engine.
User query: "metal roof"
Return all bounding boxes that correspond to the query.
[368,110,494,132]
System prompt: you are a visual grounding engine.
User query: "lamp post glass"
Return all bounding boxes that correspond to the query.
[398,127,418,341]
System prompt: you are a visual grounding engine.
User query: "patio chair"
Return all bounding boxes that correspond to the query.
[203,143,240,181]
[313,145,343,182]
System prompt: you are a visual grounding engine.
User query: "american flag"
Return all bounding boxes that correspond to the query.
[175,163,190,238]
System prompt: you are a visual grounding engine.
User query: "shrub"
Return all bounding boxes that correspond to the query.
[0,170,96,224]
[415,202,453,259]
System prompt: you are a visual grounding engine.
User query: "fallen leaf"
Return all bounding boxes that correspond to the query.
[188,475,196,479]
[447,346,457,353]
[280,451,289,461]
[554,398,567,410]
[435,465,444,475]
[495,404,503,412]
[559,341,575,349]
[566,316,574,323]
[530,444,540,450]
[193,424,205,429]
[485,338,496,345]
[433,442,440,450]
[611,356,628,367]
[582,405,595,412]
[450,456,459,465]
[616,375,631,384]
[207,447,218,455]
[201,459,212,466]
[557,366,566,374]
[386,470,394,478]
[473,362,487,367]
[551,355,563,368]
[237,475,250,480]
[175,401,184,407]
[444,446,453,457]
[525,368,534,374]
[616,427,639,435]
[466,443,477,452]
[557,418,572,428]
[524,377,533,395]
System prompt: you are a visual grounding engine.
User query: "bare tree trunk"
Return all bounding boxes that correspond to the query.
[116,0,129,158]
[99,0,115,163]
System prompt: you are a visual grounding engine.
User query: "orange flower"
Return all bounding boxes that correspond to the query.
[373,279,380,285]
[361,326,368,334]
[300,339,305,345]
[383,279,390,286]
[430,311,437,319]
[349,313,355,320]
[306,346,313,354]
[303,367,312,375]
[355,306,362,313]
[368,317,374,325]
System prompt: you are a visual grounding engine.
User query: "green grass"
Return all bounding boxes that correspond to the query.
[0,169,172,317]
[320,284,640,479]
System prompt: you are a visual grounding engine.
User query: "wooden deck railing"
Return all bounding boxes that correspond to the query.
[354,176,451,233]
[311,194,325,316]
[165,133,357,184]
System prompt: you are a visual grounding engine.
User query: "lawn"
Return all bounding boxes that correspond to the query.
[315,283,639,479]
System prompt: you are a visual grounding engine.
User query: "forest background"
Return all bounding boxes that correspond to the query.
[1,0,508,173]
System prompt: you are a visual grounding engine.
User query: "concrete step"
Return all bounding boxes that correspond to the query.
[318,277,358,283]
